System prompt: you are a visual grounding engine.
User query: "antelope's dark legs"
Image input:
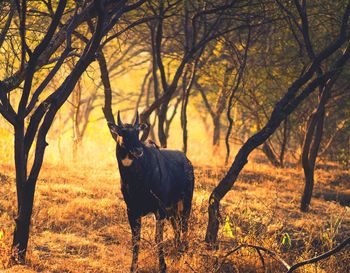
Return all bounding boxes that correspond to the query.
[170,216,181,249]
[180,211,190,251]
[156,219,166,273]
[180,193,192,252]
[128,214,141,272]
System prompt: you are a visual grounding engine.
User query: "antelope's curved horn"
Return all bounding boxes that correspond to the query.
[134,111,139,127]
[117,111,123,126]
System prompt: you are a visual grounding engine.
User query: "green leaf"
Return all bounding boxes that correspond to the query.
[0,230,4,240]
[281,232,291,248]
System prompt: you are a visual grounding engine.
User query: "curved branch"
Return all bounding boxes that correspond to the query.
[216,237,350,273]
[287,236,350,273]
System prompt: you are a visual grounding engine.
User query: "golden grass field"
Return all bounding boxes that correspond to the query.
[0,153,349,273]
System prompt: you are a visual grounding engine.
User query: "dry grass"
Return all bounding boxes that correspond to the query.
[0,155,349,273]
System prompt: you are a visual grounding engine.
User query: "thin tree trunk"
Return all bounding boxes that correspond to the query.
[301,108,325,211]
[150,113,157,141]
[181,60,198,154]
[279,118,289,167]
[300,61,337,211]
[133,69,151,121]
[225,29,251,164]
[293,0,332,212]
[72,77,82,162]
[97,49,115,125]
[196,82,221,148]
[213,117,221,146]
[158,99,170,148]
[146,77,157,141]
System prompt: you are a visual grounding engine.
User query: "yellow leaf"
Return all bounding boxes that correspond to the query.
[223,216,234,238]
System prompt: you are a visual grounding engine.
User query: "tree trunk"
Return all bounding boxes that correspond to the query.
[300,109,325,211]
[150,114,157,141]
[181,62,197,154]
[72,138,81,162]
[165,97,181,140]
[279,118,289,167]
[97,50,115,125]
[11,182,36,264]
[11,124,33,264]
[72,78,82,162]
[206,126,276,245]
[158,101,169,148]
[213,117,221,146]
[300,62,335,211]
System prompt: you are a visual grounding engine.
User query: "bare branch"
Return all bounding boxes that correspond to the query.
[216,243,290,273]
[25,5,79,116]
[216,237,350,273]
[17,0,67,118]
[0,3,15,49]
[287,236,350,273]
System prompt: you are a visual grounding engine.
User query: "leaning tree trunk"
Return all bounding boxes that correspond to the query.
[206,123,280,245]
[204,37,350,244]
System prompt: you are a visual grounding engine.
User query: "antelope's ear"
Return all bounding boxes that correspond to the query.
[138,123,148,131]
[108,122,121,141]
